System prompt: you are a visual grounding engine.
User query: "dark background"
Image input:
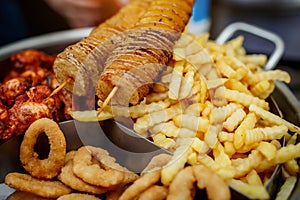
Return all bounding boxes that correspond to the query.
[0,0,69,46]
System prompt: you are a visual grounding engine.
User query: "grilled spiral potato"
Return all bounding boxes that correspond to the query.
[96,0,195,105]
[53,0,152,96]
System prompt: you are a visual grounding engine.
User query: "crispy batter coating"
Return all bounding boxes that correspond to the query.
[119,170,161,200]
[166,165,231,200]
[5,172,72,199]
[119,154,171,200]
[57,193,101,200]
[72,146,137,188]
[19,118,66,179]
[58,153,109,194]
[138,185,168,200]
[167,166,196,200]
[6,191,50,200]
[193,165,231,200]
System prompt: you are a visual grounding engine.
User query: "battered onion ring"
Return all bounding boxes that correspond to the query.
[167,166,196,200]
[58,152,109,194]
[65,150,77,163]
[193,165,231,200]
[138,185,168,200]
[167,165,231,200]
[141,154,172,174]
[72,146,135,188]
[118,171,161,200]
[57,193,101,200]
[105,184,130,200]
[92,147,139,184]
[6,191,49,200]
[5,172,72,198]
[19,118,66,179]
[119,154,171,200]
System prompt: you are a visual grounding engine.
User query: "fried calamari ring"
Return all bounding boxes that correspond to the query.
[138,185,168,200]
[91,147,139,185]
[193,165,231,200]
[167,165,231,200]
[167,166,196,200]
[119,171,161,200]
[19,118,66,179]
[57,193,101,200]
[58,152,109,194]
[5,172,72,198]
[118,154,170,200]
[6,191,49,200]
[65,150,77,163]
[72,146,136,188]
[141,154,172,174]
[105,184,130,200]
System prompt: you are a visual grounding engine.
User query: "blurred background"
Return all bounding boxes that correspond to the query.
[1,0,300,99]
[1,0,69,46]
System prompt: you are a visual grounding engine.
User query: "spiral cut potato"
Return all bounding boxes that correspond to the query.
[96,0,195,105]
[53,0,152,96]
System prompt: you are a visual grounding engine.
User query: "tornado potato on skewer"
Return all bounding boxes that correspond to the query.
[96,0,195,105]
[53,0,152,96]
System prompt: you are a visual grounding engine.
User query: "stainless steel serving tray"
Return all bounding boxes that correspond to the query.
[0,26,300,199]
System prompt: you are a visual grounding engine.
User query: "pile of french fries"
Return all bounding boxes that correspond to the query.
[92,32,300,199]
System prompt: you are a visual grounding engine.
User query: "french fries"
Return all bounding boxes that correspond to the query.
[93,32,300,199]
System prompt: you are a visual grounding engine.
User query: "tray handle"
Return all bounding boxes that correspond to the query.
[216,22,284,70]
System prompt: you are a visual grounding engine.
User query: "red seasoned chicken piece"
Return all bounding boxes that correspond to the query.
[0,77,31,106]
[0,85,65,141]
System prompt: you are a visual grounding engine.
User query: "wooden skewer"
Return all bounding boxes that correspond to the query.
[97,86,119,116]
[48,78,72,98]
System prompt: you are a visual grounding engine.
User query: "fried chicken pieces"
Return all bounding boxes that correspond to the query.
[0,50,72,142]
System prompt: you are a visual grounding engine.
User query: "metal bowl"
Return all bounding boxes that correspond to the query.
[0,27,299,199]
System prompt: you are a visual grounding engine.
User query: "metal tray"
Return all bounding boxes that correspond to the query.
[0,25,299,200]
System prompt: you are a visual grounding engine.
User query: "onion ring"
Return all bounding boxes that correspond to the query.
[57,193,101,200]
[58,151,109,194]
[118,171,161,200]
[6,191,49,200]
[167,166,196,200]
[167,165,231,200]
[5,172,72,198]
[141,154,172,174]
[119,154,172,200]
[91,147,139,184]
[105,184,130,200]
[19,118,66,179]
[138,185,168,200]
[193,165,231,200]
[72,146,134,188]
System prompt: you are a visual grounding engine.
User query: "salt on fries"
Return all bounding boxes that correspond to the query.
[92,32,300,199]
